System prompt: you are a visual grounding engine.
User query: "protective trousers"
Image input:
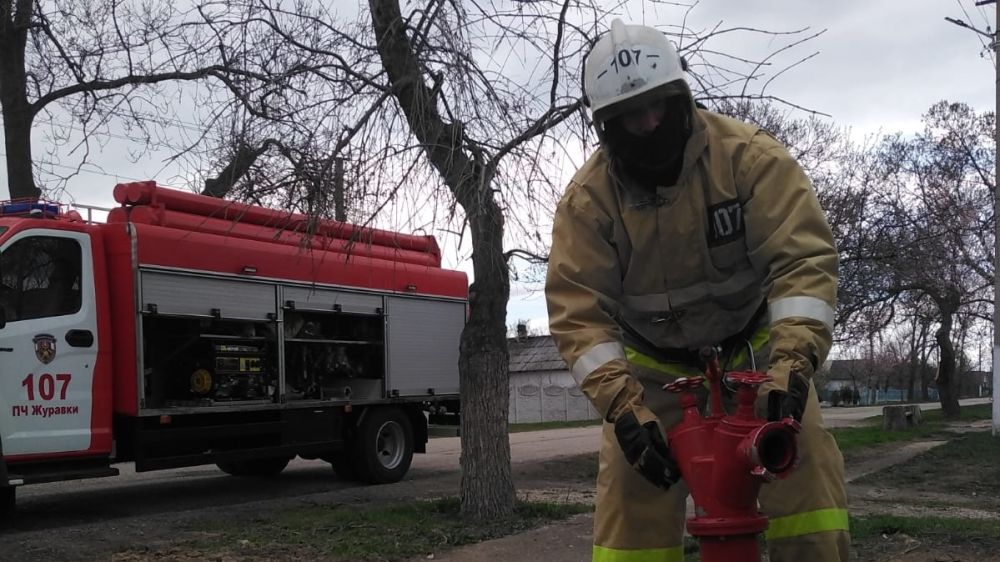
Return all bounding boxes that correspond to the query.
[592,360,851,562]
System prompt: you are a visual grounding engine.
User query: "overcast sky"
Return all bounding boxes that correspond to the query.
[684,1,995,135]
[509,0,998,335]
[0,1,995,337]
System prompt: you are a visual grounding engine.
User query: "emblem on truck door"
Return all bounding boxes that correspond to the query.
[33,333,57,364]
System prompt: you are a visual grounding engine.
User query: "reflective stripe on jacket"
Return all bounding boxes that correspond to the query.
[545,108,838,418]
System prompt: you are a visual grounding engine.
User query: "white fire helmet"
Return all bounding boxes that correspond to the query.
[583,19,686,123]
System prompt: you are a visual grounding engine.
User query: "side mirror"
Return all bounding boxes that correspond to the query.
[0,306,6,330]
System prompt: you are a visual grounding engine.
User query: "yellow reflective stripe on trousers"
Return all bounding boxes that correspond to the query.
[624,347,700,378]
[764,508,850,540]
[593,544,684,562]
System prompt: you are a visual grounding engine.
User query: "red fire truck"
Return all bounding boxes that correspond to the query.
[0,182,467,515]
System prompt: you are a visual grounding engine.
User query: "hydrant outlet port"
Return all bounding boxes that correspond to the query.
[750,423,797,475]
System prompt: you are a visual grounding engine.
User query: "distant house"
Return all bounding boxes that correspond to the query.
[961,370,992,398]
[822,359,871,405]
[507,331,598,423]
[821,358,939,405]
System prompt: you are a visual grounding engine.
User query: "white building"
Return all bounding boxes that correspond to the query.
[507,334,599,423]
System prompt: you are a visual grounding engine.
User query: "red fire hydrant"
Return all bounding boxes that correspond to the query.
[663,354,801,562]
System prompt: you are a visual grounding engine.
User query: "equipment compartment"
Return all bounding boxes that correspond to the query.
[282,307,385,402]
[142,315,279,408]
[385,297,462,396]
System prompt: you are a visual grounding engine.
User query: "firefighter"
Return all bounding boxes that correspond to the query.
[545,19,850,562]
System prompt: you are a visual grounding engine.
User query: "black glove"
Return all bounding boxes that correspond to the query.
[613,407,680,490]
[766,370,810,423]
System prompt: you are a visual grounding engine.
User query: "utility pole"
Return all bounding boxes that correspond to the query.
[948,1,998,436]
[333,157,346,222]
[994,0,999,438]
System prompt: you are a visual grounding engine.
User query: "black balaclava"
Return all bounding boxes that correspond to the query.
[598,86,694,190]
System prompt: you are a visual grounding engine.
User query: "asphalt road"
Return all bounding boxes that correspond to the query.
[5,424,603,533]
[6,397,991,533]
[820,397,992,426]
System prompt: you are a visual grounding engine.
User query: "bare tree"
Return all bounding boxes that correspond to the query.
[0,0,345,200]
[361,2,831,518]
[838,102,994,417]
[900,308,935,401]
[12,0,828,518]
[717,99,908,354]
[369,0,580,518]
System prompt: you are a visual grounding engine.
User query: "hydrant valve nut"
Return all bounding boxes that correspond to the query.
[725,371,772,387]
[664,376,705,393]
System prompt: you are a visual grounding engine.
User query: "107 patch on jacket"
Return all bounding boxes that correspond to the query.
[707,199,744,246]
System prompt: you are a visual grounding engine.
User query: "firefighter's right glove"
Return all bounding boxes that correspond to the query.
[765,369,810,423]
[613,406,680,490]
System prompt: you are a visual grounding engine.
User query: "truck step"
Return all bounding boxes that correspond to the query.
[428,424,460,437]
[8,465,119,486]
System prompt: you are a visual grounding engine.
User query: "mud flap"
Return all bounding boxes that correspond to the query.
[0,439,13,519]
[0,437,8,485]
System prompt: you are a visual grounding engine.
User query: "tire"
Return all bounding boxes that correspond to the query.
[216,456,291,477]
[352,407,413,484]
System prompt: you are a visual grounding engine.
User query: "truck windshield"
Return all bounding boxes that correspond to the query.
[0,236,82,322]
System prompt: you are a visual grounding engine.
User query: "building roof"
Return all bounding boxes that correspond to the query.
[825,359,872,381]
[965,370,991,384]
[508,335,567,373]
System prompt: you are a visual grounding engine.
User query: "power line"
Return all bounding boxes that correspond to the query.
[946,10,998,68]
[955,0,996,60]
[975,1,995,30]
[33,120,153,145]
[25,103,224,135]
[32,108,215,136]
[945,15,994,39]
[0,150,178,187]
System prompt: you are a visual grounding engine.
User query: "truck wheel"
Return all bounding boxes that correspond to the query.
[353,407,413,484]
[216,457,291,477]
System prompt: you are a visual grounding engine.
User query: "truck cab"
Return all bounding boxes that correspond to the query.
[0,207,111,461]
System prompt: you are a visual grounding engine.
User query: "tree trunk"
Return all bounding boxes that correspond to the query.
[934,313,961,419]
[905,319,917,401]
[333,157,346,222]
[369,0,516,519]
[919,326,932,401]
[0,1,41,200]
[906,361,916,402]
[459,201,514,517]
[202,140,271,198]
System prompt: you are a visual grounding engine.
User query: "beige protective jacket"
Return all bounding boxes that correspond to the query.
[545,108,838,420]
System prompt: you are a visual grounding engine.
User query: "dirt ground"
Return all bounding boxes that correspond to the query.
[1,423,998,562]
[460,431,1000,562]
[842,422,1000,562]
